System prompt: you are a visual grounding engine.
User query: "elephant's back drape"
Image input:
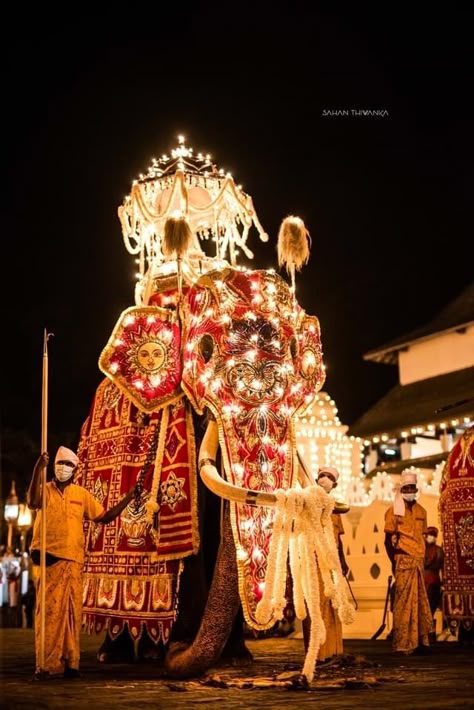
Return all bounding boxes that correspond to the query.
[439,425,474,632]
[77,378,200,645]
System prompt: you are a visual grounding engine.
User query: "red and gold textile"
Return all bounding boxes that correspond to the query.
[98,305,182,412]
[77,379,199,644]
[181,268,325,629]
[439,426,474,629]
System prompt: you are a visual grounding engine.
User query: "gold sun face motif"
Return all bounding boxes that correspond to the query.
[99,306,182,412]
[135,340,167,373]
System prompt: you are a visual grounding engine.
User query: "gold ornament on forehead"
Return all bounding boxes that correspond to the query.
[259,271,294,314]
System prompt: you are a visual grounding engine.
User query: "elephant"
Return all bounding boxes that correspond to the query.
[77,257,353,682]
[439,425,474,642]
[75,141,353,682]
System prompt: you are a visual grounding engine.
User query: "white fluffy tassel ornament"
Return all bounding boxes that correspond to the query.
[277,215,311,291]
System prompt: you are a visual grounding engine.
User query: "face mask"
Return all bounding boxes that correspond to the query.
[318,476,334,493]
[425,535,436,545]
[402,493,416,502]
[55,464,75,483]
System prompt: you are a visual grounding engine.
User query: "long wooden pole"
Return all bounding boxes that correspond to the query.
[39,328,52,671]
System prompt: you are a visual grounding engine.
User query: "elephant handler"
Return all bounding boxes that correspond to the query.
[299,465,349,663]
[27,446,137,680]
[314,467,349,662]
[384,470,432,655]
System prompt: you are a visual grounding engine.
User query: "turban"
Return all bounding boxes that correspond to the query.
[393,469,418,516]
[400,470,417,487]
[317,466,339,481]
[425,526,439,537]
[55,446,79,466]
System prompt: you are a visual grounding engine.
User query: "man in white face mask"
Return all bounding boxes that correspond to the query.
[316,468,339,494]
[384,470,432,655]
[28,446,137,681]
[305,466,349,663]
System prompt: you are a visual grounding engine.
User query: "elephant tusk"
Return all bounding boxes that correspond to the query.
[200,463,278,507]
[199,420,277,507]
[198,420,349,512]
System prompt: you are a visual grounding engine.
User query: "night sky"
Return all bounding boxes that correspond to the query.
[3,8,473,487]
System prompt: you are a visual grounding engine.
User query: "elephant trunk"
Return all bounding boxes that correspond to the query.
[164,504,241,678]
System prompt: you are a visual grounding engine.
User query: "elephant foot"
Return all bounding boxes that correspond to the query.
[165,640,191,659]
[220,638,254,666]
[97,630,135,664]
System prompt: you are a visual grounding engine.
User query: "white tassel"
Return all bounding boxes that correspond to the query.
[277,216,311,291]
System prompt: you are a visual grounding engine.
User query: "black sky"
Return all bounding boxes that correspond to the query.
[3,7,473,465]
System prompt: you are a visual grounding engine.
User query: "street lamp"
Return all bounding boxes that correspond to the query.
[17,504,33,553]
[4,481,19,551]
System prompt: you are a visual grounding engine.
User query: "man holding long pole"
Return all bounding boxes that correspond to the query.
[27,330,137,680]
[39,328,51,674]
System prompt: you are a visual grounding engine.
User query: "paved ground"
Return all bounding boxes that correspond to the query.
[0,629,473,709]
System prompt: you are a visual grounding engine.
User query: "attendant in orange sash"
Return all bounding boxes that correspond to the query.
[384,470,432,655]
[28,446,136,680]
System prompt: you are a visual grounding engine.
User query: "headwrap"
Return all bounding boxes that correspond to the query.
[55,445,79,466]
[317,466,339,481]
[393,469,418,516]
[425,526,439,537]
[400,470,417,487]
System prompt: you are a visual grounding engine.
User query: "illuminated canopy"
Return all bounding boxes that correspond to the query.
[118,135,269,283]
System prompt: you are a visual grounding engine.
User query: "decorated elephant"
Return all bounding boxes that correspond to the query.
[439,424,474,641]
[76,137,353,683]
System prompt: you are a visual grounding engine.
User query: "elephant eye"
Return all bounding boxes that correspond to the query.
[259,322,274,342]
[199,334,215,363]
[290,336,298,361]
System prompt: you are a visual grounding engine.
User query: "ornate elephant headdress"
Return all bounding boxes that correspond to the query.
[100,135,318,413]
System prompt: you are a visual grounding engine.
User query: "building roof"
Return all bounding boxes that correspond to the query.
[366,451,448,478]
[364,281,474,364]
[348,366,474,439]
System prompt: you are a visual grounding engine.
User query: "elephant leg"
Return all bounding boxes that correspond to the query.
[97,628,135,663]
[221,604,253,664]
[164,502,242,678]
[169,545,209,645]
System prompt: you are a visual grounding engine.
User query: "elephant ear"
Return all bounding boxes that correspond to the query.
[294,313,326,413]
[99,305,183,412]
